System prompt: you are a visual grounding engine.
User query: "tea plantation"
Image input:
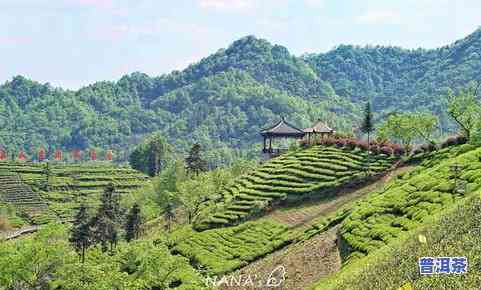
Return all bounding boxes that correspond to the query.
[173,219,295,275]
[195,145,398,230]
[336,144,481,262]
[0,162,149,222]
[313,192,481,290]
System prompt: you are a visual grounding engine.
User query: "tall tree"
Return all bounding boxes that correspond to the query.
[90,183,121,253]
[360,101,375,172]
[129,132,172,177]
[163,202,176,232]
[377,113,417,153]
[411,113,439,145]
[177,174,215,224]
[185,143,207,176]
[124,203,142,242]
[69,203,91,263]
[360,101,375,148]
[447,87,481,140]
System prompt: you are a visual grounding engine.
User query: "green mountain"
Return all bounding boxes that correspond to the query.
[2,29,481,164]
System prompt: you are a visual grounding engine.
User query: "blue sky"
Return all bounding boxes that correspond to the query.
[1,0,480,89]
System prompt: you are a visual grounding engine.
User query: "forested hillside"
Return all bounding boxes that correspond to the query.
[2,28,481,163]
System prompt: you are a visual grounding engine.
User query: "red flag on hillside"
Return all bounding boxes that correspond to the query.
[105,150,113,161]
[90,149,97,161]
[72,149,81,161]
[18,150,27,162]
[54,149,62,161]
[0,148,6,161]
[38,148,46,162]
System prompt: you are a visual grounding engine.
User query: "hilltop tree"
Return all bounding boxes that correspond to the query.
[185,143,207,176]
[177,173,215,224]
[447,86,481,140]
[90,183,121,253]
[124,203,142,242]
[360,101,375,147]
[378,113,422,153]
[69,203,91,263]
[360,101,375,172]
[411,113,439,145]
[129,132,172,176]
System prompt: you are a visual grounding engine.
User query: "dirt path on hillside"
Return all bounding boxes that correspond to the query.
[0,225,41,240]
[219,226,341,290]
[266,165,414,230]
[217,165,414,290]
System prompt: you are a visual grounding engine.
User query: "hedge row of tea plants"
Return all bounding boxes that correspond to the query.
[337,144,481,262]
[195,146,398,230]
[173,219,294,275]
[313,193,481,290]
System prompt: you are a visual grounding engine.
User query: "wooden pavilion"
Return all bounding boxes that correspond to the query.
[303,119,335,143]
[260,117,305,156]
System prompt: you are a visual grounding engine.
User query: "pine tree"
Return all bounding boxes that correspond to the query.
[164,202,175,232]
[90,183,121,253]
[360,101,375,172]
[69,203,91,263]
[185,143,207,175]
[124,203,142,242]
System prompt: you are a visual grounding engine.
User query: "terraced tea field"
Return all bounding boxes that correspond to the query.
[338,144,481,262]
[0,170,50,224]
[0,162,149,221]
[195,145,398,230]
[173,219,295,276]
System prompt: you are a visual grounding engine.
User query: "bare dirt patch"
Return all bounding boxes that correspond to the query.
[267,165,414,230]
[219,226,341,290]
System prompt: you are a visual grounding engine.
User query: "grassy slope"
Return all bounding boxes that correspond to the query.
[195,145,398,230]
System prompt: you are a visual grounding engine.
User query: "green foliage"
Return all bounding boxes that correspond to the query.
[0,224,210,289]
[447,85,481,140]
[185,143,208,175]
[5,31,481,162]
[304,28,481,117]
[378,112,439,150]
[360,101,375,137]
[124,203,142,242]
[152,158,251,227]
[90,184,121,252]
[129,132,172,176]
[69,203,91,263]
[0,224,73,290]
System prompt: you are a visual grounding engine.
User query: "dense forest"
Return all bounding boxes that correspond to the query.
[1,28,481,165]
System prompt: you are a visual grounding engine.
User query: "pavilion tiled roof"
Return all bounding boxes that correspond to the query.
[260,117,305,137]
[303,119,334,134]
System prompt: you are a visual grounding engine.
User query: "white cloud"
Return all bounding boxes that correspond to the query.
[356,10,401,25]
[198,0,255,11]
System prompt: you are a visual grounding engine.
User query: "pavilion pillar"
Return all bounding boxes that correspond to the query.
[269,137,272,152]
[263,137,267,152]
